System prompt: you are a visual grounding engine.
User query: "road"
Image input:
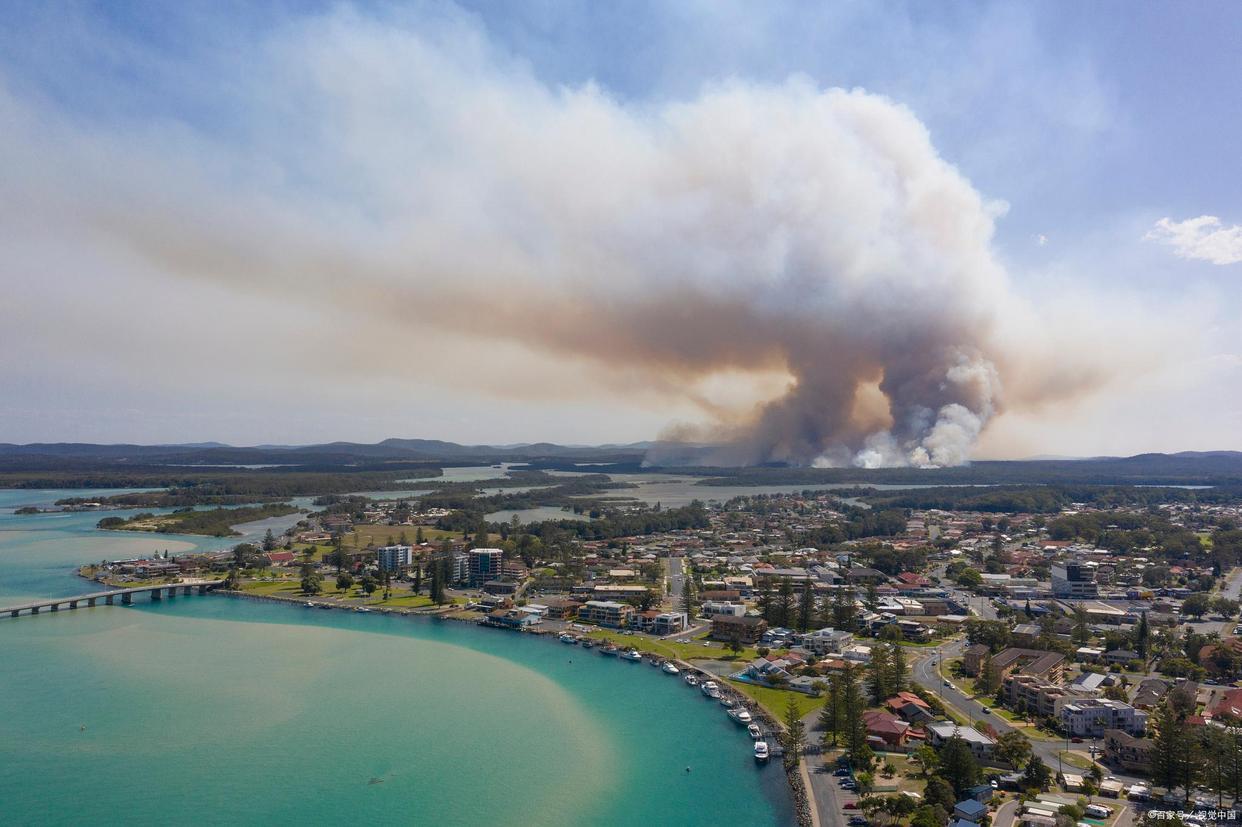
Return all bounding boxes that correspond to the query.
[666,556,685,606]
[909,645,1146,788]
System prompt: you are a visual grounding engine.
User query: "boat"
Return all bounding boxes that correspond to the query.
[600,645,620,657]
[648,657,662,667]
[559,633,579,644]
[700,681,722,699]
[684,674,700,687]
[621,648,643,661]
[754,741,770,761]
[355,607,372,613]
[580,639,595,649]
[662,661,680,675]
[304,602,314,608]
[748,723,762,739]
[728,707,753,725]
[720,696,736,708]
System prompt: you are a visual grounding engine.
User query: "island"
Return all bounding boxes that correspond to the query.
[96,503,299,537]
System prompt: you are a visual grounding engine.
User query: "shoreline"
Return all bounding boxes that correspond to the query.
[211,586,808,823]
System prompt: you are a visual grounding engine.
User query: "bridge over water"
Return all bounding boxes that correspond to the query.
[0,580,225,618]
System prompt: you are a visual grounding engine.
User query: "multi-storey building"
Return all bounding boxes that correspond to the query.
[468,548,504,586]
[1052,560,1098,599]
[578,600,634,629]
[1061,699,1148,738]
[376,544,412,572]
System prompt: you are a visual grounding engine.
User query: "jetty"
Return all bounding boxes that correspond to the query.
[0,580,225,619]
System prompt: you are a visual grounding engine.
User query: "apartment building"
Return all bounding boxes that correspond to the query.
[1061,699,1148,738]
[578,600,634,629]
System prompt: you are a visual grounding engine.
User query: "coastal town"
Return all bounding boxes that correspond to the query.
[75,478,1242,827]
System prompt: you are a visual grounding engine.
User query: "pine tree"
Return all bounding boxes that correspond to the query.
[775,577,794,628]
[782,694,805,768]
[938,733,982,794]
[412,563,422,594]
[1135,611,1151,660]
[797,581,815,632]
[1072,603,1091,646]
[1152,698,1201,803]
[840,661,868,758]
[758,580,774,624]
[869,643,892,705]
[820,674,843,747]
[976,652,996,696]
[682,573,698,619]
[833,587,857,631]
[889,642,907,695]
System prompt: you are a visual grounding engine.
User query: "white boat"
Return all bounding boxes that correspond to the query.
[304,602,314,608]
[728,707,753,725]
[720,696,735,708]
[701,681,722,699]
[621,648,643,661]
[684,674,700,687]
[662,662,680,675]
[559,633,579,644]
[754,741,770,761]
[600,644,620,657]
[355,607,372,613]
[748,723,762,739]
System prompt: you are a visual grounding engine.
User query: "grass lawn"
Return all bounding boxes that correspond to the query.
[1057,750,1099,771]
[728,680,823,720]
[343,524,464,548]
[237,578,453,608]
[583,630,758,663]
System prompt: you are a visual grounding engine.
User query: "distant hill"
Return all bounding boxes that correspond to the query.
[1,440,1241,485]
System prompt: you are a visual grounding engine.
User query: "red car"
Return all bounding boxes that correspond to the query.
[1071,737,1083,743]
[844,802,859,809]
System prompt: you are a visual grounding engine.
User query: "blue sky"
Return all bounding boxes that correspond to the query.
[0,1,1238,459]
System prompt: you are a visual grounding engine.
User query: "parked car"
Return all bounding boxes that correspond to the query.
[843,802,859,810]
[981,707,991,714]
[849,817,869,826]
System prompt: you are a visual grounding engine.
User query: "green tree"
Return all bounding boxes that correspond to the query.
[412,563,422,594]
[890,643,907,695]
[774,577,794,628]
[782,694,805,768]
[976,652,997,696]
[1072,603,1091,646]
[1135,611,1151,660]
[913,743,939,778]
[1152,697,1201,803]
[1182,593,1211,619]
[360,575,378,596]
[682,574,698,619]
[840,661,869,759]
[1022,755,1052,791]
[797,581,815,632]
[869,642,893,704]
[336,572,354,591]
[995,730,1033,768]
[833,587,857,631]
[299,563,322,595]
[937,733,981,795]
[923,776,956,811]
[820,676,843,748]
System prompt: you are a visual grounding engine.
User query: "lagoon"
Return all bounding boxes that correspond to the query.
[0,491,791,825]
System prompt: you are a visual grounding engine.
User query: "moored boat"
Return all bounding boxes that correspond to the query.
[683,673,700,687]
[747,723,762,739]
[580,639,595,649]
[700,681,721,699]
[754,741,770,761]
[600,644,620,656]
[559,633,579,644]
[620,648,643,661]
[728,707,753,725]
[662,661,680,675]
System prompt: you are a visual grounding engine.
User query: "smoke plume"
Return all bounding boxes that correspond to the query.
[0,10,1117,465]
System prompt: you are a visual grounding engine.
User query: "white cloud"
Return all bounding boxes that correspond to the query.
[1145,215,1242,265]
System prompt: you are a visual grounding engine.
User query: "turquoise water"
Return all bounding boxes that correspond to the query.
[0,489,307,603]
[0,492,791,825]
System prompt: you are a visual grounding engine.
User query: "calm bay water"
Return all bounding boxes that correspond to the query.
[0,491,791,826]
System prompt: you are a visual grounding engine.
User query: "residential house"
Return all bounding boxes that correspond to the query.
[540,597,582,620]
[1104,729,1154,774]
[989,648,1066,684]
[886,692,935,723]
[802,627,854,656]
[954,799,988,823]
[862,710,913,750]
[926,722,995,761]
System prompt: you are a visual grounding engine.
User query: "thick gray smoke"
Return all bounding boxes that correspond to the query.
[0,14,1038,466]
